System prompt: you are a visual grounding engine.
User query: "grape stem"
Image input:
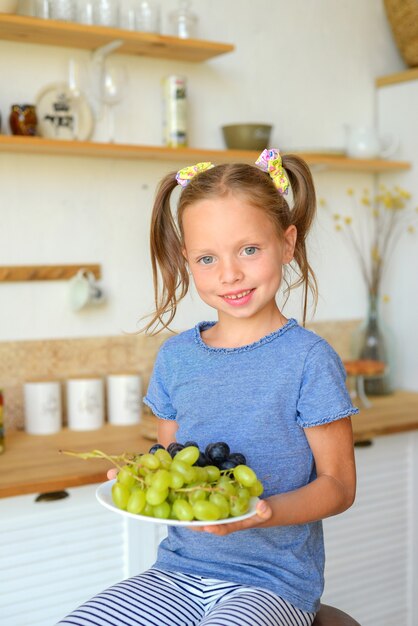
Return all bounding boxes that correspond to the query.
[61,449,136,477]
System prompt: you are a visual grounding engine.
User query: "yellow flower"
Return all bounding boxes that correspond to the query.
[345,217,352,225]
[319,198,327,207]
[335,224,342,231]
[407,225,415,234]
[371,246,381,262]
[361,197,371,206]
[346,188,354,196]
[382,294,391,303]
[373,209,380,218]
[333,213,341,221]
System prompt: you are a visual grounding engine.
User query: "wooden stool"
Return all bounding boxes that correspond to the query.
[313,603,361,626]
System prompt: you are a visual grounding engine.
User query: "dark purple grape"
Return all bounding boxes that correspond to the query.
[228,452,247,466]
[167,442,185,458]
[184,440,199,448]
[149,443,165,454]
[205,442,230,466]
[194,451,209,467]
[219,459,237,470]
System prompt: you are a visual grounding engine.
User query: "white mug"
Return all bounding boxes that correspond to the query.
[107,373,142,425]
[24,380,62,435]
[69,269,106,312]
[67,377,104,430]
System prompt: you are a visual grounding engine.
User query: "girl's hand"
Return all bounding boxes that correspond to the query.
[107,468,118,480]
[190,499,272,536]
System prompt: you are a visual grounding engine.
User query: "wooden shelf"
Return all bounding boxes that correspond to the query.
[0,14,234,62]
[376,68,418,88]
[0,264,101,282]
[0,135,411,172]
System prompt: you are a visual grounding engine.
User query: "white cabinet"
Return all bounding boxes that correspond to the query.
[0,483,163,626]
[322,431,418,626]
[1,432,417,626]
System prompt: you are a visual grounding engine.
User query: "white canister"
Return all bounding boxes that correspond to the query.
[24,380,62,435]
[67,377,104,431]
[107,373,142,425]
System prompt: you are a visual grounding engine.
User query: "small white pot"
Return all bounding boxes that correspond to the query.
[0,1,19,13]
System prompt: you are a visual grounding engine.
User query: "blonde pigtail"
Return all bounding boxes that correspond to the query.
[145,172,190,334]
[282,155,318,325]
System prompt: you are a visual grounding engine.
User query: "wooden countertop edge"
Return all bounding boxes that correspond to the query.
[2,391,418,498]
[353,420,418,443]
[0,471,108,499]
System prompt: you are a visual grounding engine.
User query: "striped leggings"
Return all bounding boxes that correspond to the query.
[58,568,316,626]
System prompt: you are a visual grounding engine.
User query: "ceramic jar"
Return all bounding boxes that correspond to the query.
[9,104,38,136]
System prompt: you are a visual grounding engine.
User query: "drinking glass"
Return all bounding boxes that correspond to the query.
[99,61,126,142]
[75,0,94,24]
[34,0,50,18]
[50,0,75,21]
[93,0,118,27]
[119,0,136,30]
[169,0,198,39]
[135,0,160,33]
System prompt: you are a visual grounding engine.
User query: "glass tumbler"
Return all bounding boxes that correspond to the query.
[93,0,119,27]
[119,0,136,30]
[34,0,50,18]
[169,0,198,39]
[50,0,75,21]
[135,0,160,34]
[75,0,94,24]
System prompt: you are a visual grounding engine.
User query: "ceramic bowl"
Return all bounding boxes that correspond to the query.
[221,123,273,151]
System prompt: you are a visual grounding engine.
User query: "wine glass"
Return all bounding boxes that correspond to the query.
[99,61,126,143]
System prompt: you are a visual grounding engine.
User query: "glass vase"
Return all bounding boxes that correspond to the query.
[352,293,394,395]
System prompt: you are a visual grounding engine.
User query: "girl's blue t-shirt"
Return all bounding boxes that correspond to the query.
[143,318,358,613]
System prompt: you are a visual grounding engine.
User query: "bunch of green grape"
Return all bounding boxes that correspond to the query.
[112,445,264,522]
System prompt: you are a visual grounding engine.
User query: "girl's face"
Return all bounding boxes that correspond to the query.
[182,193,296,323]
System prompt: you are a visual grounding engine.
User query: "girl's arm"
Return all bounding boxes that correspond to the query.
[158,418,178,447]
[197,417,356,536]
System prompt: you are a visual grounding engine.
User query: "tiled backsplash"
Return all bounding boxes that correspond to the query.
[0,319,358,430]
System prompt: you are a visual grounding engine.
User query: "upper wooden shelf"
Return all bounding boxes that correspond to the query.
[376,67,418,88]
[0,14,234,62]
[0,135,411,172]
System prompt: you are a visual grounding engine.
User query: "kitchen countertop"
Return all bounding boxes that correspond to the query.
[1,390,418,499]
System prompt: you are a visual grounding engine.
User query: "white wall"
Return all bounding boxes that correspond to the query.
[0,1,409,358]
[377,79,418,391]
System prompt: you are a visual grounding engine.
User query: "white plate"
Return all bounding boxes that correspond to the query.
[36,82,94,141]
[96,480,260,527]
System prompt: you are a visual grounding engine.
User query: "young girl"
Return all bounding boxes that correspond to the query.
[59,149,358,626]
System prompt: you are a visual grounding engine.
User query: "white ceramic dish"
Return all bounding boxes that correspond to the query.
[36,82,94,141]
[96,480,260,526]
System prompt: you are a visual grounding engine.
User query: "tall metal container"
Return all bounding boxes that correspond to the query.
[162,75,188,148]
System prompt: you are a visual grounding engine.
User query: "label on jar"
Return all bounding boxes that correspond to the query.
[162,75,188,148]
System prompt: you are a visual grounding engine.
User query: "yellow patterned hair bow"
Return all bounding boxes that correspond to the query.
[255,149,289,195]
[176,162,214,188]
